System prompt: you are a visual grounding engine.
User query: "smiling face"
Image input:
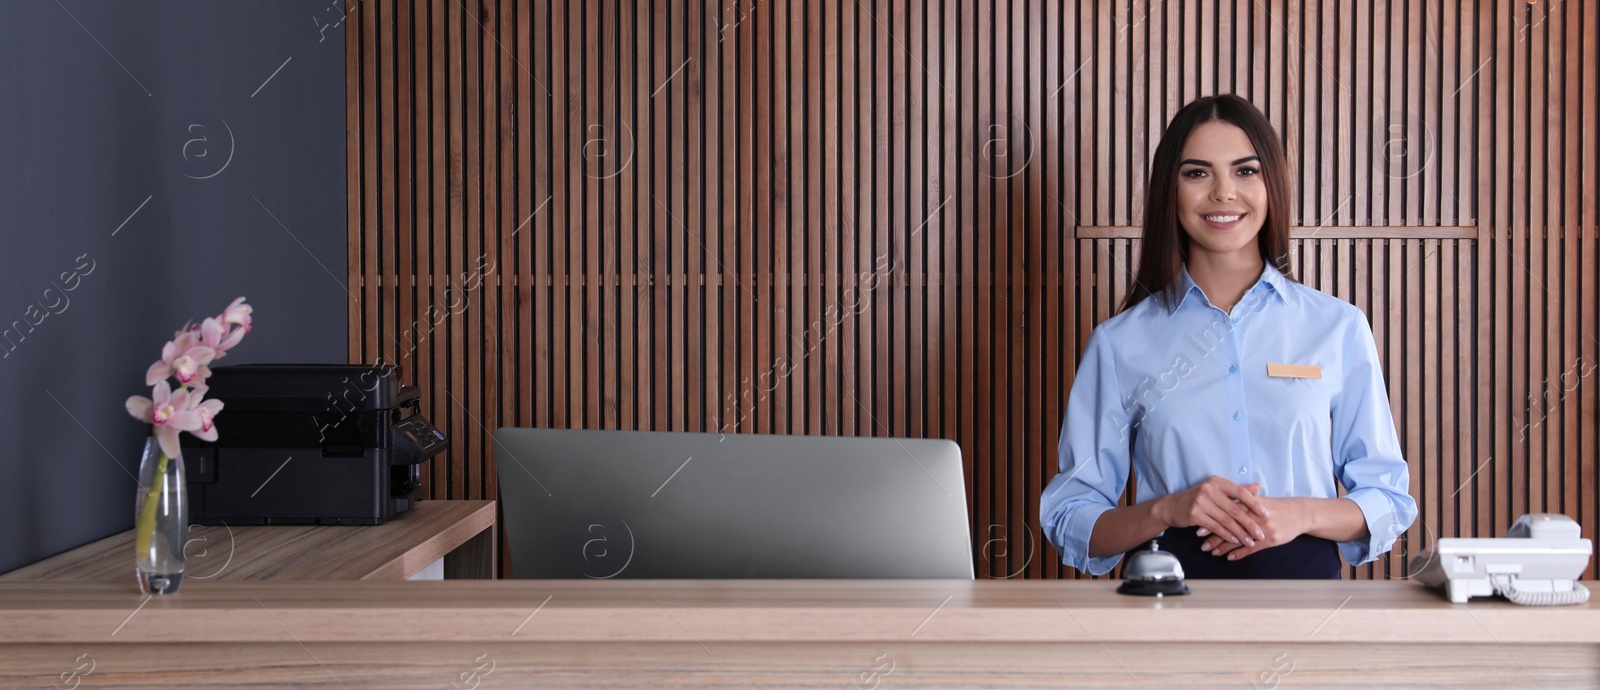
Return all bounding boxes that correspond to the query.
[1175,121,1270,262]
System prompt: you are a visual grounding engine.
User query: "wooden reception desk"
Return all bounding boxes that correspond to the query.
[0,579,1593,688]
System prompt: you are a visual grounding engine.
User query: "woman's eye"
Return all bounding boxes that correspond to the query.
[1182,169,1207,178]
[1237,167,1260,176]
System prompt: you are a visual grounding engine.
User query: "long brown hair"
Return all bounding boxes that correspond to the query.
[1120,94,1295,313]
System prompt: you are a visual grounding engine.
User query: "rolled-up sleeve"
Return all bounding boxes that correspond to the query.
[1040,329,1134,576]
[1330,314,1418,565]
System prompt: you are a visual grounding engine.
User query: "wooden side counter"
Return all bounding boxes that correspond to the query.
[0,579,1593,689]
[1,500,496,581]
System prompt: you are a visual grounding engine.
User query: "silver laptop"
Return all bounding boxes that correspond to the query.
[493,428,974,579]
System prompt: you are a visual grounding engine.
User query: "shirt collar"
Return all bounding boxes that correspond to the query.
[1167,262,1290,314]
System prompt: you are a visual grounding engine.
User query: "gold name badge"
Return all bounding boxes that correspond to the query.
[1267,363,1322,379]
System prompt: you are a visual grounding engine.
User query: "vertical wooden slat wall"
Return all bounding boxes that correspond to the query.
[349,0,1600,579]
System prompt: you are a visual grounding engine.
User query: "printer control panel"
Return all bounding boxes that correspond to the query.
[395,416,448,462]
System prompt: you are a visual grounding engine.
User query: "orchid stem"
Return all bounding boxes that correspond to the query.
[133,449,170,560]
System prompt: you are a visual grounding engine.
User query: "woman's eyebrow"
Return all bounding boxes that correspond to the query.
[1179,155,1261,167]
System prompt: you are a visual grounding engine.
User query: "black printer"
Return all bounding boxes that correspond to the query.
[181,364,448,525]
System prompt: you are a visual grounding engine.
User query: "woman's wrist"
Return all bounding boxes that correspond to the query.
[1295,497,1367,542]
[1273,497,1312,535]
[1146,493,1174,531]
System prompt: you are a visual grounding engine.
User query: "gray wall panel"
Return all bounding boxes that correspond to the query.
[0,0,347,574]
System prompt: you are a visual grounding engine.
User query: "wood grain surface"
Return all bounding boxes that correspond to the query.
[1,501,495,582]
[0,580,1594,689]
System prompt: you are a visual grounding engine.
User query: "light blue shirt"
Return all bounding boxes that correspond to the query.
[1040,263,1417,575]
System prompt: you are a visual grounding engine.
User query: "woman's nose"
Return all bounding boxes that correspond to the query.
[1210,176,1237,202]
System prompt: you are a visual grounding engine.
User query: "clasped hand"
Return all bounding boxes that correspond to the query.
[1154,476,1308,560]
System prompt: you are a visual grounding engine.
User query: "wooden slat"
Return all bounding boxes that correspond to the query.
[448,0,467,499]
[465,0,484,499]
[973,0,993,578]
[1505,0,1526,535]
[360,0,380,370]
[1405,0,1423,225]
[1402,238,1422,577]
[1439,240,1457,546]
[647,0,666,432]
[394,0,415,384]
[1039,0,1065,580]
[1354,0,1372,225]
[992,0,1010,579]
[1319,0,1336,226]
[493,0,514,506]
[810,0,826,435]
[377,0,397,374]
[1525,0,1546,523]
[1421,0,1439,227]
[588,0,609,431]
[1477,0,1500,547]
[1558,0,1580,536]
[1023,0,1046,580]
[837,0,855,439]
[426,0,447,499]
[679,0,698,434]
[1580,0,1597,580]
[347,0,1600,582]
[344,0,361,366]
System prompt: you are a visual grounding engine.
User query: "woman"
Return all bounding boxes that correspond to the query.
[1039,95,1416,579]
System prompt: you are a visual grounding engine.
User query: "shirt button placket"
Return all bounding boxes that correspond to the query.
[1224,317,1252,480]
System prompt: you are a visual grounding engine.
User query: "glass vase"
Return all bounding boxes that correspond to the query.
[134,436,187,595]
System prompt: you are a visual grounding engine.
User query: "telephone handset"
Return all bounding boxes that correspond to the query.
[1410,514,1592,605]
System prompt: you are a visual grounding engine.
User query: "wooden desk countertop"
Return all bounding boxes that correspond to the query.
[0,579,1592,644]
[1,500,495,581]
[0,579,1594,688]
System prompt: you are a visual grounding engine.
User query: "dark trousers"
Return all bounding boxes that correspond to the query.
[1128,526,1342,579]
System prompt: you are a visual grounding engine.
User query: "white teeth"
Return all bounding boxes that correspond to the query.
[1203,214,1241,223]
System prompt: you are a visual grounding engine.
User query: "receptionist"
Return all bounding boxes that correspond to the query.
[1040,95,1417,579]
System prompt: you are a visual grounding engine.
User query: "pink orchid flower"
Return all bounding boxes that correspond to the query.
[145,330,217,386]
[194,298,252,359]
[192,387,225,442]
[199,317,246,357]
[126,380,204,459]
[220,297,252,330]
[130,298,251,456]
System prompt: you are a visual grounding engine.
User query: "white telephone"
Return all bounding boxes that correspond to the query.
[1410,514,1593,605]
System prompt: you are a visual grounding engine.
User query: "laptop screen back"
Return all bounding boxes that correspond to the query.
[493,428,974,579]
